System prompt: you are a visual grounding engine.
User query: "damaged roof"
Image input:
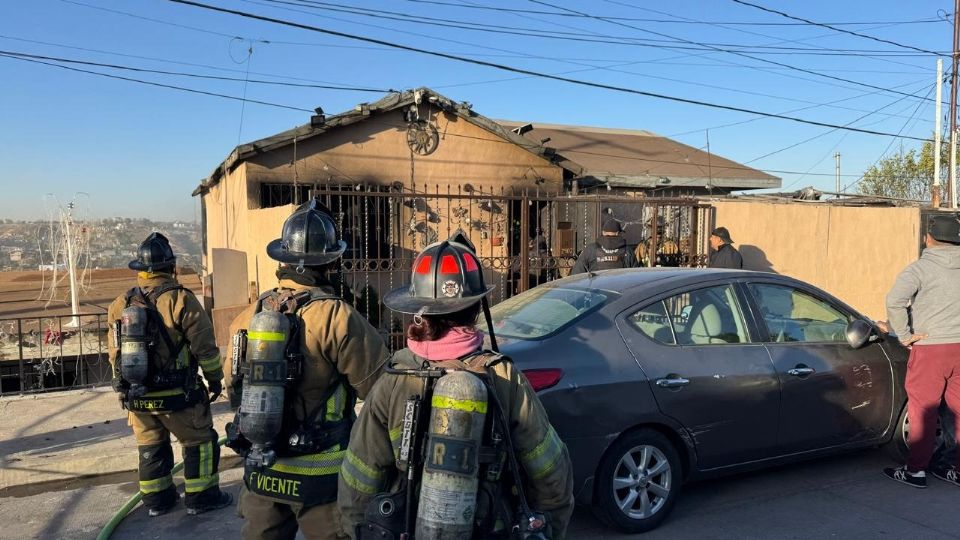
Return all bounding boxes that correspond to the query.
[497,121,780,190]
[192,87,584,196]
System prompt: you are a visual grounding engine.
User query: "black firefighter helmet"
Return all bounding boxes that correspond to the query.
[266,198,346,266]
[384,231,494,315]
[129,232,176,272]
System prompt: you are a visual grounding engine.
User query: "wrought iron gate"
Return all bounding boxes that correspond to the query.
[303,183,713,346]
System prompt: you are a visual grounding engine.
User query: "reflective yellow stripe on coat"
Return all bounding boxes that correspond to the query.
[341,449,384,495]
[519,425,565,480]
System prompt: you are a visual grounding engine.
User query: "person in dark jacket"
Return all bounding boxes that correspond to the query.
[707,227,743,269]
[570,217,638,274]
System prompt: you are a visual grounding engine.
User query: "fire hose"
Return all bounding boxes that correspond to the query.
[95,435,228,540]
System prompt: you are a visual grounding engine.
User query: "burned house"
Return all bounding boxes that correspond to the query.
[193,88,777,335]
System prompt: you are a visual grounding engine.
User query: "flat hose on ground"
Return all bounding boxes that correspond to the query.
[96,435,229,540]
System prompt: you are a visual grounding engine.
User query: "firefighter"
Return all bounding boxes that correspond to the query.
[570,217,638,274]
[107,232,231,517]
[338,232,575,539]
[225,199,389,540]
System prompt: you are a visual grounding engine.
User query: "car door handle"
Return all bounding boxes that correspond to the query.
[787,367,816,377]
[656,377,690,388]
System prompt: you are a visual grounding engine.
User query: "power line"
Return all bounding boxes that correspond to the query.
[403,0,943,27]
[58,0,257,41]
[729,0,939,55]
[256,0,944,56]
[250,0,939,106]
[0,34,385,86]
[745,83,935,164]
[165,0,928,140]
[842,82,938,192]
[526,0,935,103]
[0,49,392,92]
[0,52,314,112]
[666,79,934,138]
[602,0,932,74]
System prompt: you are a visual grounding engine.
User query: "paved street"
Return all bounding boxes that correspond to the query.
[3,446,960,540]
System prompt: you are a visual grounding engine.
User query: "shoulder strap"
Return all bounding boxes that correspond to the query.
[293,289,340,312]
[463,350,509,369]
[149,284,187,356]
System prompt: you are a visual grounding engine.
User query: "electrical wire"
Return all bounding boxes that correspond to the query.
[256,0,945,56]
[602,0,932,73]
[0,34,387,86]
[744,83,935,165]
[0,49,392,91]
[842,84,938,192]
[0,52,313,112]
[164,0,929,141]
[247,0,939,106]
[729,0,939,55]
[404,0,943,26]
[666,79,934,138]
[526,0,935,103]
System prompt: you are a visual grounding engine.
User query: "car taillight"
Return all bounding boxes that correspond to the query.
[523,369,563,392]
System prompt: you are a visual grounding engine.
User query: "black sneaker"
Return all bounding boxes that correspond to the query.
[186,491,233,516]
[931,466,960,486]
[883,466,927,488]
[147,500,177,517]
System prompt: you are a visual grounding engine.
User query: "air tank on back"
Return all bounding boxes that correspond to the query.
[239,309,289,468]
[120,305,150,398]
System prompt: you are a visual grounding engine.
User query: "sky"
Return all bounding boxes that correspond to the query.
[0,0,952,221]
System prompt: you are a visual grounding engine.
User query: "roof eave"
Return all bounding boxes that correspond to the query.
[194,87,583,196]
[598,174,782,190]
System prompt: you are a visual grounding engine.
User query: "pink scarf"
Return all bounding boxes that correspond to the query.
[407,327,484,361]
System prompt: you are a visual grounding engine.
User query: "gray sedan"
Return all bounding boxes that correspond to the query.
[488,268,912,533]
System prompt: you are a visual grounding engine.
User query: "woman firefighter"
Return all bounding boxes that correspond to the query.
[337,231,574,539]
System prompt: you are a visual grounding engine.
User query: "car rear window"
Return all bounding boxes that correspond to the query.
[488,287,613,340]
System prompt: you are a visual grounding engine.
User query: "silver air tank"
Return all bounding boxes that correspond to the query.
[416,370,488,539]
[119,305,150,398]
[239,309,289,468]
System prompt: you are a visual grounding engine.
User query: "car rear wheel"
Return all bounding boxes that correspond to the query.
[593,429,681,533]
[886,402,944,462]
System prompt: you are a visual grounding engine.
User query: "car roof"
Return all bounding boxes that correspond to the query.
[542,268,866,319]
[547,267,762,293]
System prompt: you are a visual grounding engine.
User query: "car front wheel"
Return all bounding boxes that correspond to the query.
[593,429,682,533]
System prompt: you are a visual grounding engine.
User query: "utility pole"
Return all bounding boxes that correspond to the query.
[834,152,841,196]
[935,58,943,208]
[63,202,81,328]
[950,0,959,209]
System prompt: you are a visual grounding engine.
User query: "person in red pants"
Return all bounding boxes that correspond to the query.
[884,214,960,488]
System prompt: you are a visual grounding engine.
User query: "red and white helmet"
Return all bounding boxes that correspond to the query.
[384,232,494,315]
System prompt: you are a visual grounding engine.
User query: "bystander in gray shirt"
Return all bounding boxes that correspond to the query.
[886,245,960,344]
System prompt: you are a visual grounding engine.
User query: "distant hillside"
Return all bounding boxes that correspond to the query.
[0,219,201,273]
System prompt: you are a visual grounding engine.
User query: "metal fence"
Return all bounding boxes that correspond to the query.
[298,183,714,348]
[0,313,112,396]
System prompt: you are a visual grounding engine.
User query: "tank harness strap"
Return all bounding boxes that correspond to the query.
[146,283,189,366]
[284,289,354,455]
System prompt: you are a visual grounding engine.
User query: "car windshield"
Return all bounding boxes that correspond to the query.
[488,286,613,340]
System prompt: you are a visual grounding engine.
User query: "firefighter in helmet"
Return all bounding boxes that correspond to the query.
[225,199,389,540]
[570,217,638,274]
[338,232,575,539]
[107,232,231,517]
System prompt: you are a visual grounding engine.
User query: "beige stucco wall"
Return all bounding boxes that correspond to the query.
[243,107,563,191]
[713,200,921,320]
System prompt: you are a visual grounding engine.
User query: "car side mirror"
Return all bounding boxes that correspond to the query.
[845,319,874,349]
